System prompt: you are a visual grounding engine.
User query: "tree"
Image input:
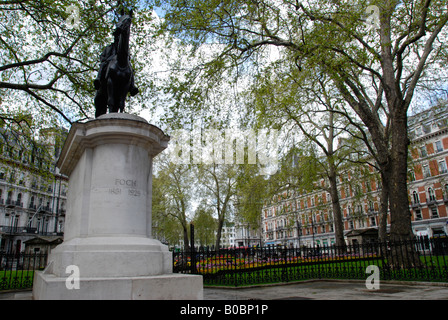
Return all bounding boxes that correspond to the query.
[251,68,364,248]
[192,201,216,247]
[0,0,156,125]
[159,0,448,242]
[234,164,268,231]
[152,173,185,246]
[196,163,238,249]
[153,155,194,251]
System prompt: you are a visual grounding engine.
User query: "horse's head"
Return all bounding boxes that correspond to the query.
[116,11,132,33]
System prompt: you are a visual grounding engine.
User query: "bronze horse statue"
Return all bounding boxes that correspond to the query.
[94,10,139,118]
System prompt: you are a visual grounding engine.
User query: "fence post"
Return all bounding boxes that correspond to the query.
[190,223,196,274]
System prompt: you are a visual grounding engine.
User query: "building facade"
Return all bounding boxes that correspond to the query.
[234,221,263,247]
[0,125,68,253]
[408,105,448,239]
[262,105,448,247]
[219,222,236,247]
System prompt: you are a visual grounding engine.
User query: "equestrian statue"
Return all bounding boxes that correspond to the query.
[94,10,139,118]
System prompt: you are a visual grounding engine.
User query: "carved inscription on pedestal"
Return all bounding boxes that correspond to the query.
[107,178,141,197]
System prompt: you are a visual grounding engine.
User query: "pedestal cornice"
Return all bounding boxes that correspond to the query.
[57,113,170,176]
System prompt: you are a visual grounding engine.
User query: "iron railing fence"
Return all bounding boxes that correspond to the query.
[173,237,448,286]
[0,252,48,291]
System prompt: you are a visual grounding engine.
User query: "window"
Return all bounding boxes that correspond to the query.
[13,215,19,229]
[356,205,363,214]
[423,165,431,178]
[420,146,427,157]
[415,126,422,136]
[439,160,447,174]
[370,216,376,226]
[432,228,446,237]
[359,219,365,228]
[435,141,443,153]
[18,173,25,185]
[414,209,422,221]
[430,207,439,219]
[428,187,436,202]
[366,181,372,192]
[409,170,416,182]
[412,191,420,204]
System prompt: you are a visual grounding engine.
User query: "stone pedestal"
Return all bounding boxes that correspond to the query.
[33,113,203,300]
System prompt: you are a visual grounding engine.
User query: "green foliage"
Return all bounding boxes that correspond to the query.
[192,202,216,246]
[152,155,194,248]
[0,0,157,126]
[155,0,448,241]
[234,164,268,229]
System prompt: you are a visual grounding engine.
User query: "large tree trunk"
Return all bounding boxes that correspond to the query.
[388,107,414,241]
[378,3,414,242]
[215,217,224,249]
[378,169,390,241]
[383,104,420,268]
[328,161,345,250]
[182,222,190,252]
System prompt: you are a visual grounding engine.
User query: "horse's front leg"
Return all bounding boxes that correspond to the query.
[107,77,119,113]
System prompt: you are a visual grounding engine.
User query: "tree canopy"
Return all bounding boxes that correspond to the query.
[157,0,448,240]
[0,0,157,126]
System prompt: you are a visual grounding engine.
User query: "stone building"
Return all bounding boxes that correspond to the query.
[0,124,68,253]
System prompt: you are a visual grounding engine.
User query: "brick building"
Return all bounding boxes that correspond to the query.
[262,105,448,247]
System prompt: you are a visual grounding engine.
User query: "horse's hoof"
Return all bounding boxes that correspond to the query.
[130,87,139,96]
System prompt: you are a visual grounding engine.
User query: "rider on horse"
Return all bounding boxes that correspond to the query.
[94,28,138,96]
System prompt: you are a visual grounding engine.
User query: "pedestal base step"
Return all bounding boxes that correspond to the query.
[33,272,203,300]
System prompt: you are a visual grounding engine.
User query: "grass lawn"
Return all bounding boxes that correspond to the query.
[0,270,35,290]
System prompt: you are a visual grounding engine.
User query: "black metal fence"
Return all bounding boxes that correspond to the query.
[0,252,48,291]
[173,237,448,286]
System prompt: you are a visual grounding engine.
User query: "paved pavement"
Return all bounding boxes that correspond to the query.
[203,280,448,300]
[1,280,448,300]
